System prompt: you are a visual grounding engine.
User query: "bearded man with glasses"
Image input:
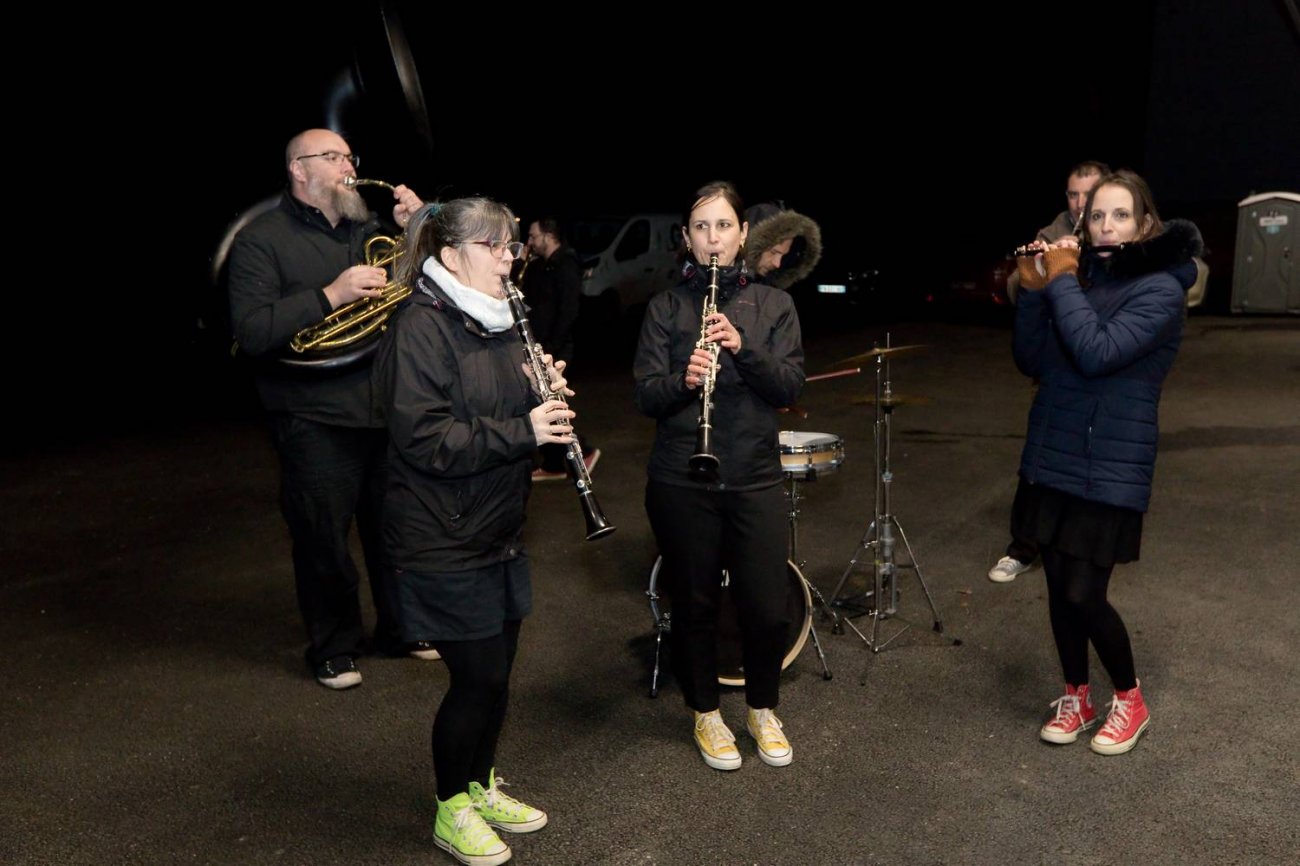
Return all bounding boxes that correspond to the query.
[228,127,432,691]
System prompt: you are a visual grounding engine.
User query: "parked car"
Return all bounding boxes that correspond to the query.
[577,213,682,315]
[574,213,682,361]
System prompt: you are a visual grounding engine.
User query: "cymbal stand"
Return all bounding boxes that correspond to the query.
[785,474,834,681]
[829,335,950,656]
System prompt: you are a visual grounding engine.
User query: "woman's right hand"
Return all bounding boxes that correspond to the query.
[684,347,716,389]
[529,399,575,445]
[1016,242,1048,291]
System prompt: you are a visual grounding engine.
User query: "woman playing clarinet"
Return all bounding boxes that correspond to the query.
[633,181,806,771]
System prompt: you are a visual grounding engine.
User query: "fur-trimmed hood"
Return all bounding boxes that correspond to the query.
[743,203,823,290]
[1084,218,1204,282]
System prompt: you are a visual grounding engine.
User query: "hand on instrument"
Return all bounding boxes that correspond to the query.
[704,312,742,353]
[391,184,424,229]
[1043,243,1081,281]
[521,355,574,399]
[684,347,717,389]
[529,399,575,446]
[323,264,388,308]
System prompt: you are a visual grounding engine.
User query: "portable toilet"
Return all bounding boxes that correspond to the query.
[1231,192,1299,314]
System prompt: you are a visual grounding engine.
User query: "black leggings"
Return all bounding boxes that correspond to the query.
[432,621,521,801]
[1042,547,1136,691]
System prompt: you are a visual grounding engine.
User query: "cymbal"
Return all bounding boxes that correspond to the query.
[829,344,928,368]
[852,393,932,407]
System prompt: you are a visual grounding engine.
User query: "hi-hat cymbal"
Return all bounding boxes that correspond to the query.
[829,344,928,368]
[851,393,931,407]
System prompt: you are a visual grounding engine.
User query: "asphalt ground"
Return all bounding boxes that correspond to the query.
[4,314,1297,866]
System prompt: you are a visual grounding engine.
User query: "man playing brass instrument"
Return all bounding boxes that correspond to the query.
[227,128,427,690]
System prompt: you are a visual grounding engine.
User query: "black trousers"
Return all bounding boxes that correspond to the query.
[1006,535,1039,564]
[270,414,401,666]
[645,480,789,711]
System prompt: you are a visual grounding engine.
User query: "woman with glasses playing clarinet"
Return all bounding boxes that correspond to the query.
[633,181,805,771]
[373,197,576,866]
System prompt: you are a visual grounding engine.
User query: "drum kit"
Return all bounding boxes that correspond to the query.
[645,334,954,698]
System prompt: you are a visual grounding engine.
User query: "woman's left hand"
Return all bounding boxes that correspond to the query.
[521,355,574,398]
[705,312,742,354]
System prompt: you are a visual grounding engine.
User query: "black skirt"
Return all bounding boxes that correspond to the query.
[392,555,532,642]
[1012,478,1143,567]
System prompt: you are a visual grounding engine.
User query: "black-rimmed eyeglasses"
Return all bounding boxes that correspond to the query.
[464,240,526,259]
[294,151,360,168]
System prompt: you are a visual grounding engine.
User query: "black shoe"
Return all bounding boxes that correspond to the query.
[409,640,442,661]
[315,656,362,690]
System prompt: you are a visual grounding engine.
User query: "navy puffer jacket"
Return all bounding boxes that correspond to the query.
[1013,220,1203,512]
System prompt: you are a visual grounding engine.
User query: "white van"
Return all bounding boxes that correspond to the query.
[577,213,682,316]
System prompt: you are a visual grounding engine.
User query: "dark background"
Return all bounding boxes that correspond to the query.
[12,0,1297,448]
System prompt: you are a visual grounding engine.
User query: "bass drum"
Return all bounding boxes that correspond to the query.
[647,556,812,687]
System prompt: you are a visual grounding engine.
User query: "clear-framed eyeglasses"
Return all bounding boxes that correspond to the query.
[465,240,526,259]
[295,151,360,168]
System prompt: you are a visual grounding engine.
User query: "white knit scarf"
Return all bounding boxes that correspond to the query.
[420,257,515,333]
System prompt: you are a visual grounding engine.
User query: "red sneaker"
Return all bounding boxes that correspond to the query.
[1039,683,1098,744]
[1090,681,1150,755]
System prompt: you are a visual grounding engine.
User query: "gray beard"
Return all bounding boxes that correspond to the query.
[334,186,370,222]
[307,175,371,222]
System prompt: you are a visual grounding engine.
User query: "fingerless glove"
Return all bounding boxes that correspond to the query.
[1044,247,1081,281]
[1016,256,1047,291]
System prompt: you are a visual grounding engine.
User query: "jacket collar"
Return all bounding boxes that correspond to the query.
[1083,218,1204,281]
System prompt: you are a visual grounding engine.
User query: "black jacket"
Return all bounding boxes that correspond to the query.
[373,278,540,572]
[633,262,805,491]
[521,245,583,362]
[227,192,383,426]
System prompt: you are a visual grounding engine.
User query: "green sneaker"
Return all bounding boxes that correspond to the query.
[434,792,511,866]
[469,770,548,833]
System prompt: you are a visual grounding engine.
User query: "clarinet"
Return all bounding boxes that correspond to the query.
[502,277,616,541]
[688,255,722,481]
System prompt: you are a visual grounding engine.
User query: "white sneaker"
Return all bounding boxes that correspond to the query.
[988,556,1033,583]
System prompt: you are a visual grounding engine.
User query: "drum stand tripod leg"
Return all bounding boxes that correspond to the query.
[804,587,834,681]
[650,621,666,698]
[786,477,833,680]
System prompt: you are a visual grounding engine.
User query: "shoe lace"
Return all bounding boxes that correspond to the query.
[1099,694,1133,737]
[750,709,785,744]
[450,803,498,849]
[696,713,736,751]
[481,778,529,818]
[1047,693,1081,727]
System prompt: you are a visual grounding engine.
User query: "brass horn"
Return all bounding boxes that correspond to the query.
[288,234,409,355]
[283,177,409,367]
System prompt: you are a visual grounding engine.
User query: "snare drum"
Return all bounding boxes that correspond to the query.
[778,431,845,480]
[647,556,812,687]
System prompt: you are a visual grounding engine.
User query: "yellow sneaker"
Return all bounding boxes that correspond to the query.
[694,710,742,770]
[746,708,793,766]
